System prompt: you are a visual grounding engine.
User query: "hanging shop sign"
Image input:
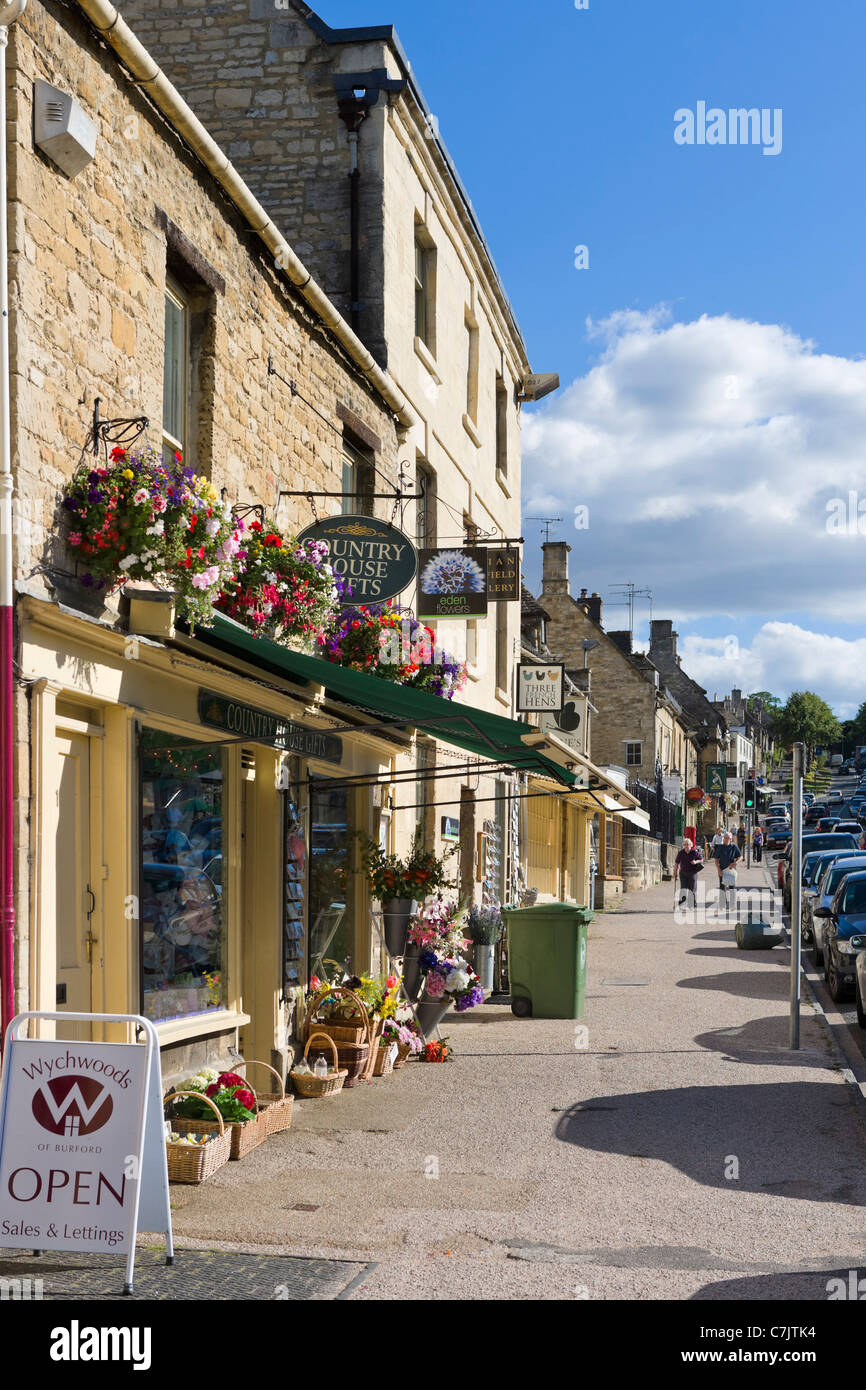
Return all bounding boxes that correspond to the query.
[198,691,343,765]
[517,663,565,712]
[487,548,520,602]
[296,515,417,604]
[417,547,488,619]
[705,762,727,794]
[441,815,460,841]
[539,693,587,756]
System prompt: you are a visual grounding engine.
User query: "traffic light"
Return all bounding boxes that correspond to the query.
[744,778,756,811]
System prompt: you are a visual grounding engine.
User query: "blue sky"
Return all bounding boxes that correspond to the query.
[317,1,866,713]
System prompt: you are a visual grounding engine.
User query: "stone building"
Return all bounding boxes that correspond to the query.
[711,688,775,778]
[115,0,554,910]
[6,0,418,1079]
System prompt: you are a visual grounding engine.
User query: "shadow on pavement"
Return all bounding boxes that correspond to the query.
[691,1267,865,1300]
[554,1082,866,1203]
[694,1016,829,1064]
[677,972,790,1001]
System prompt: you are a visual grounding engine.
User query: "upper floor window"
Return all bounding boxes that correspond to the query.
[495,374,508,476]
[414,225,437,354]
[465,312,479,423]
[625,742,642,767]
[163,277,189,467]
[416,460,437,547]
[341,437,375,516]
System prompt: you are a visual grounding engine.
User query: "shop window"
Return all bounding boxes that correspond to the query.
[282,758,305,997]
[140,730,226,1023]
[308,776,355,980]
[604,816,623,877]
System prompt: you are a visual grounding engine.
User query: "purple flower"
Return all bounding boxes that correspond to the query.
[81,573,94,587]
[63,497,79,512]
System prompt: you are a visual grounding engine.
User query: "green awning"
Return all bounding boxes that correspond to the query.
[185,613,576,787]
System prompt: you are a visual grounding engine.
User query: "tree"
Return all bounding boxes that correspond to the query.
[844,703,866,748]
[774,691,840,755]
[747,691,783,715]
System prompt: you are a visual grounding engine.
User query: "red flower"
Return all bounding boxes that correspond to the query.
[231,1087,256,1111]
[217,1071,246,1090]
[109,446,127,462]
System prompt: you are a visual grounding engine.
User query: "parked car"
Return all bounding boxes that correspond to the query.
[809,856,866,967]
[766,803,791,824]
[851,934,866,1027]
[816,817,841,833]
[801,850,849,942]
[815,870,866,1001]
[832,820,864,841]
[806,803,828,825]
[766,824,792,850]
[827,789,845,805]
[781,832,860,911]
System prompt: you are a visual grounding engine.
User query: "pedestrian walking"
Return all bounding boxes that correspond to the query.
[714,832,742,916]
[674,836,704,913]
[710,827,725,861]
[753,825,764,863]
[736,821,746,852]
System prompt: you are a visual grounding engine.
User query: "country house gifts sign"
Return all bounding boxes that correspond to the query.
[296,515,417,604]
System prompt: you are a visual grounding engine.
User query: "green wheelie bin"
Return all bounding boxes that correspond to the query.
[502,902,593,1018]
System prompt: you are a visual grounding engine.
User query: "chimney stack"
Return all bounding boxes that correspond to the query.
[608,630,632,656]
[577,590,603,626]
[541,541,571,596]
[649,618,677,659]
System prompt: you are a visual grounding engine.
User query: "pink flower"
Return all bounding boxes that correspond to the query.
[69,533,82,546]
[424,972,446,1000]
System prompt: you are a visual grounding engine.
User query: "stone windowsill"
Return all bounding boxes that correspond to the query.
[462,412,482,449]
[414,335,442,383]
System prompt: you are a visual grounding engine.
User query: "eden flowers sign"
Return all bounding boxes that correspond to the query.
[296,515,417,603]
[417,548,488,619]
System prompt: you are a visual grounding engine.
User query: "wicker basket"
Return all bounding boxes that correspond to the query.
[373,1041,397,1077]
[291,1032,347,1099]
[303,985,370,1047]
[393,1041,414,1069]
[165,1082,268,1161]
[334,1040,370,1087]
[236,1059,294,1136]
[165,1091,231,1184]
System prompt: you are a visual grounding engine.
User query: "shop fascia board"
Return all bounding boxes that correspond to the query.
[18,593,406,761]
[520,728,641,809]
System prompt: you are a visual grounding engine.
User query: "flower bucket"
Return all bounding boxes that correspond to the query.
[474,943,495,993]
[401,943,423,1001]
[415,997,452,1040]
[382,898,415,957]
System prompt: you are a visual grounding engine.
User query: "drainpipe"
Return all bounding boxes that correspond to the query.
[0,0,26,1045]
[338,95,369,337]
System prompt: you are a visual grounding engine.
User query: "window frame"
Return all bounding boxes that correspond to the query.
[162,275,190,465]
[414,224,437,356]
[625,741,643,767]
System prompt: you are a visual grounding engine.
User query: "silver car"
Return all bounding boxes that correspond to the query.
[810,855,866,966]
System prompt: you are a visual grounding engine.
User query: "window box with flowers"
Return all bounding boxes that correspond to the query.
[320,602,467,699]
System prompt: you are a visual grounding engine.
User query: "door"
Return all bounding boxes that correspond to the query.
[56,733,94,1032]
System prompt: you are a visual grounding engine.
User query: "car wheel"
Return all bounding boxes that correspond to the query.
[826,953,850,1003]
[856,978,866,1029]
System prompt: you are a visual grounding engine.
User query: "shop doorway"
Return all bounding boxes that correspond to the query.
[56,733,94,1034]
[308,777,354,980]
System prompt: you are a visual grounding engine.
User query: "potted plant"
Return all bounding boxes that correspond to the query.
[357,824,458,956]
[382,1013,423,1067]
[166,1068,267,1160]
[466,905,503,992]
[404,898,470,999]
[414,951,485,1038]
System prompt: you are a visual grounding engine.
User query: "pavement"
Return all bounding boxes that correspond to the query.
[148,859,866,1300]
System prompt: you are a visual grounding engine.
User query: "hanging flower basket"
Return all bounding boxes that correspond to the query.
[217,523,347,650]
[320,602,467,699]
[61,444,243,629]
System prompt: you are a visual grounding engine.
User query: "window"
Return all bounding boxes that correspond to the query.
[341,438,375,516]
[605,816,623,877]
[416,460,437,547]
[495,600,509,693]
[495,375,508,476]
[466,620,478,669]
[414,226,436,354]
[625,742,642,767]
[140,730,226,1023]
[162,278,189,467]
[465,312,479,423]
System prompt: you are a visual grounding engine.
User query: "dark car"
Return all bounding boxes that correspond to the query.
[817,817,841,833]
[815,870,866,1002]
[805,803,828,825]
[781,832,860,910]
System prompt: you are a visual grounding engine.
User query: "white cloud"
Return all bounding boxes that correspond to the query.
[679,622,866,719]
[523,309,866,628]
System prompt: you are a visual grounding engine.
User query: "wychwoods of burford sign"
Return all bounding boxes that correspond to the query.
[296,515,417,603]
[198,692,343,764]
